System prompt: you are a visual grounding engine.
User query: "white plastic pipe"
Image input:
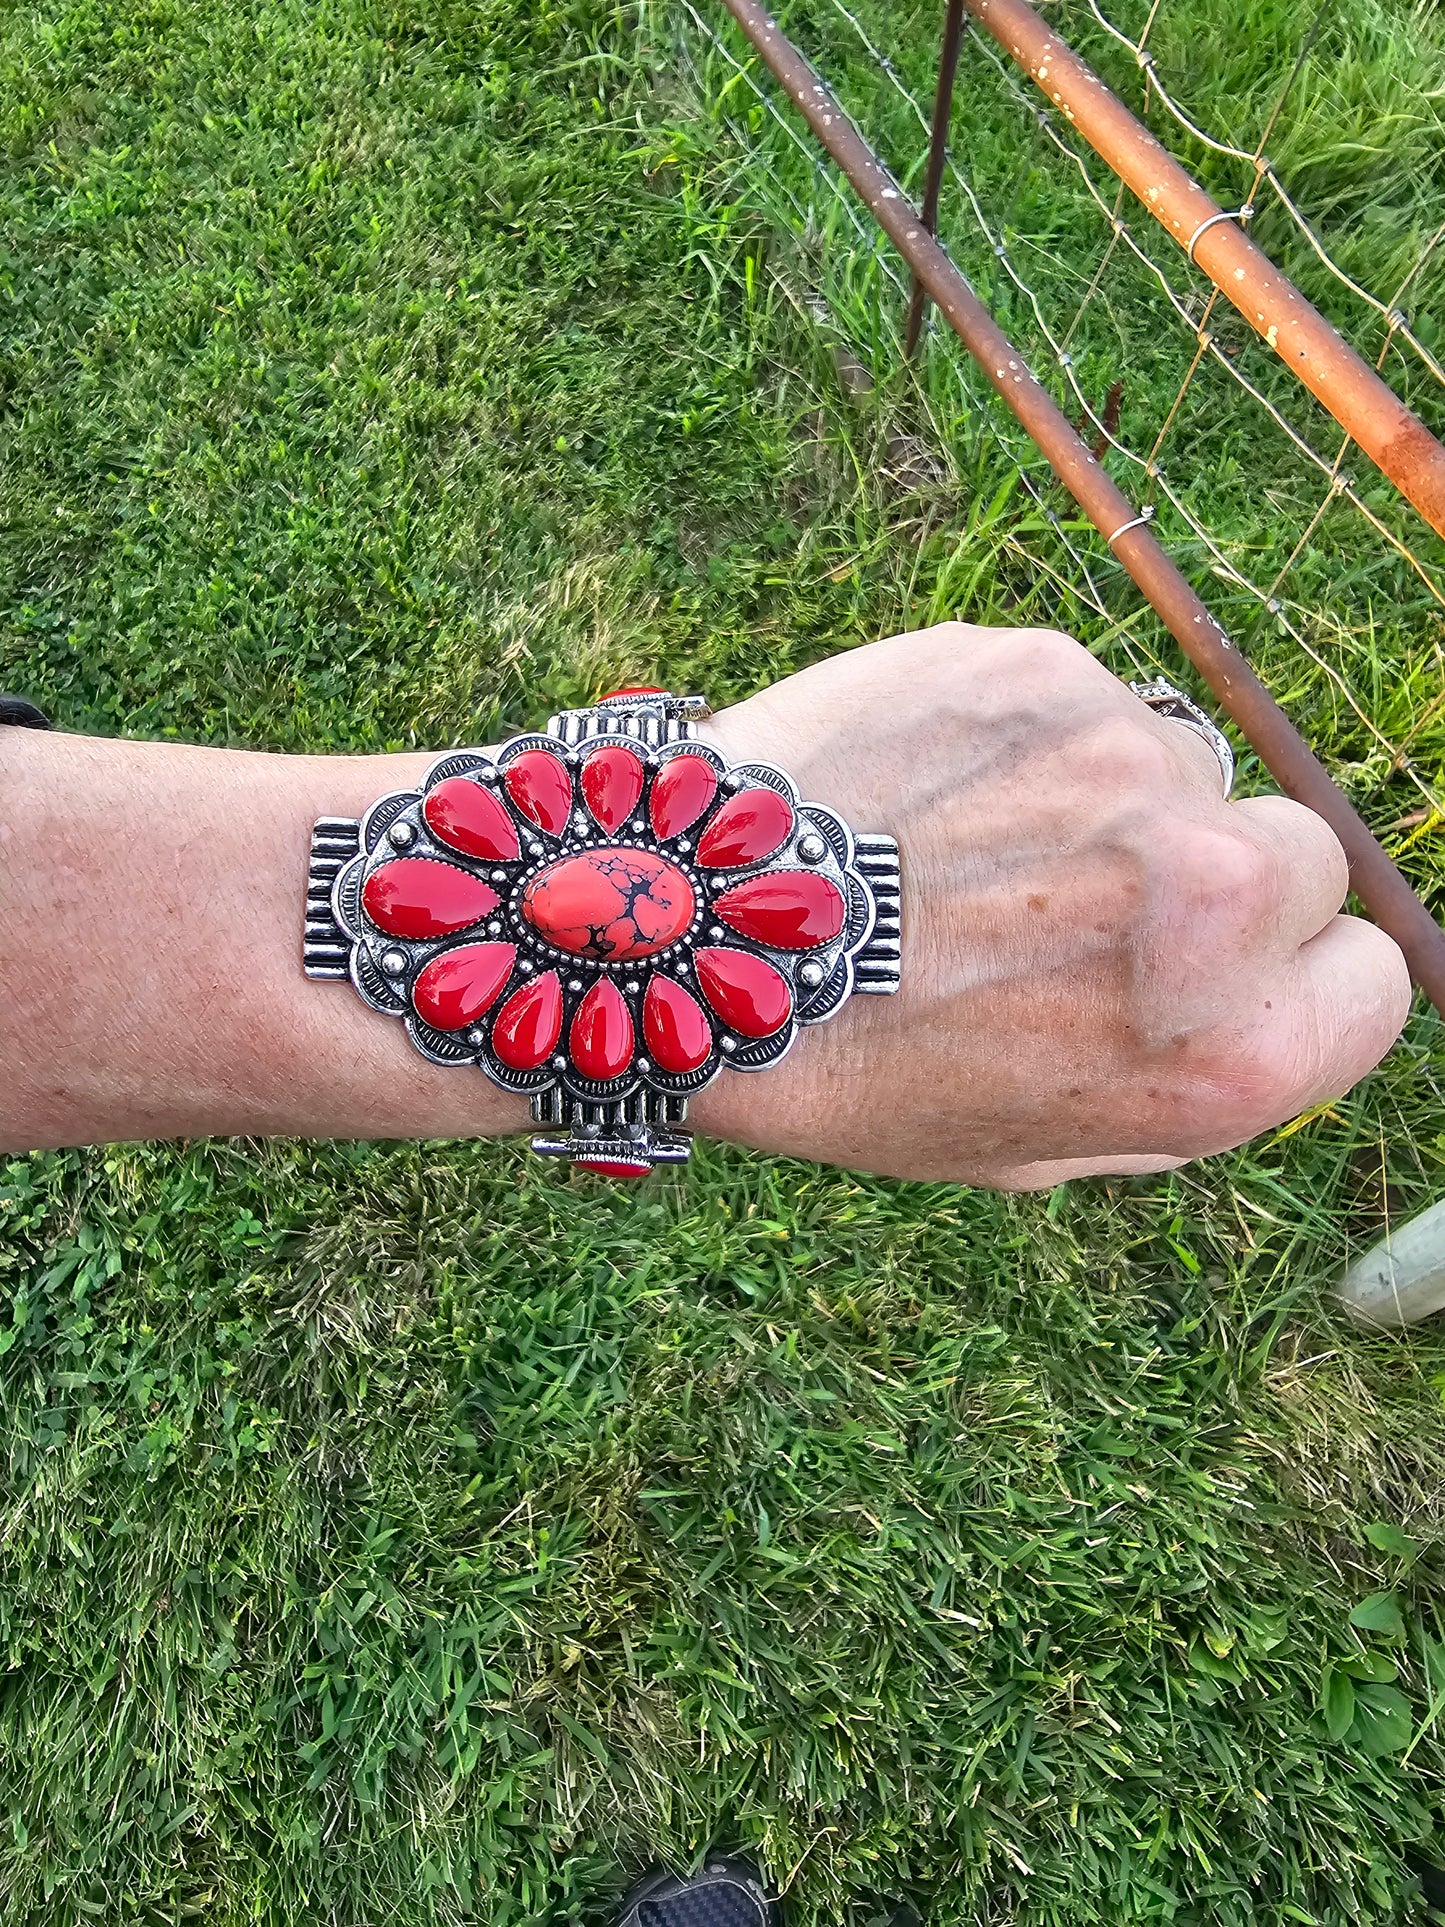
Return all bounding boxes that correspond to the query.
[1338,1198,1445,1328]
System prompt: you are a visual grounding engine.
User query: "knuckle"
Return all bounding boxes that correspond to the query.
[1137,1036,1288,1149]
[1172,822,1286,928]
[926,620,975,656]
[1222,837,1285,917]
[1078,714,1176,794]
[1205,1035,1298,1124]
[1361,924,1414,1032]
[1015,626,1088,675]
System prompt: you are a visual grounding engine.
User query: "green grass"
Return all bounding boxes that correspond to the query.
[1,1,1445,1923]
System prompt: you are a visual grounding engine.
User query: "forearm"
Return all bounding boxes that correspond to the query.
[0,724,838,1156]
[0,730,541,1150]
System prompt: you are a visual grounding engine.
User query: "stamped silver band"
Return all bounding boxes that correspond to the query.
[302,688,900,1175]
[1131,675,1235,798]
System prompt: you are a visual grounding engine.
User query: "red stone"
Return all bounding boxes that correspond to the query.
[581,745,645,831]
[521,848,694,962]
[569,978,634,1080]
[504,750,573,835]
[649,754,718,839]
[696,787,794,867]
[713,871,846,950]
[574,1157,651,1179]
[643,976,714,1073]
[412,942,516,1030]
[491,972,563,1069]
[599,685,665,699]
[423,777,520,862]
[695,947,792,1037]
[362,859,500,940]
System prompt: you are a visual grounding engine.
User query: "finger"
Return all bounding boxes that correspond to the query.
[992,1152,1187,1192]
[1001,914,1409,1185]
[1145,708,1234,797]
[1229,794,1350,946]
[1263,912,1411,1119]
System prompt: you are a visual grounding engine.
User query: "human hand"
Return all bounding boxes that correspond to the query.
[694,624,1411,1187]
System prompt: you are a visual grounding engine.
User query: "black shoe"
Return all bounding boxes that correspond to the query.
[617,1857,773,1927]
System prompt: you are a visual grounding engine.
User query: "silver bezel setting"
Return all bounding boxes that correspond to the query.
[304,692,900,1172]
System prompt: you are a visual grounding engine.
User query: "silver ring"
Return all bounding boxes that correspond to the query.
[1130,675,1235,798]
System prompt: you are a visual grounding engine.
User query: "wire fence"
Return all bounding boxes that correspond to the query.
[1079,0,1445,396]
[673,0,1445,851]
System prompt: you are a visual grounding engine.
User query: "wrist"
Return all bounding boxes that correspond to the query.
[314,696,900,1175]
[685,701,892,1165]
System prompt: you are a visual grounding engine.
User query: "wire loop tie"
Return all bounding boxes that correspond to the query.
[1106,504,1156,546]
[1186,205,1255,265]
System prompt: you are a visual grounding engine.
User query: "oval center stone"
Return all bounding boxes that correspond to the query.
[521,847,695,962]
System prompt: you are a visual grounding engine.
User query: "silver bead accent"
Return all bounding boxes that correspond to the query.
[552,1054,567,1069]
[381,950,407,976]
[480,767,500,784]
[491,869,508,883]
[720,1036,737,1054]
[631,819,646,833]
[569,979,584,992]
[676,837,690,852]
[528,841,544,858]
[636,1057,651,1073]
[519,959,534,973]
[724,772,745,790]
[388,821,415,848]
[709,925,725,940]
[798,834,826,864]
[799,960,826,987]
[466,1028,485,1046]
[487,922,502,936]
[573,812,590,832]
[625,981,640,994]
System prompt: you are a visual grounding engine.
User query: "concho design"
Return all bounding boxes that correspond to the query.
[304,690,900,1175]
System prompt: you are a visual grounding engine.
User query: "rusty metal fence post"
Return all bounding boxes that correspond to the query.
[963,0,1445,543]
[903,0,967,358]
[714,0,1445,1013]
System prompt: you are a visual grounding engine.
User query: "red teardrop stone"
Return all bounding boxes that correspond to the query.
[649,754,718,839]
[696,787,794,867]
[643,976,714,1073]
[422,776,520,861]
[521,848,694,962]
[713,871,846,950]
[362,859,500,940]
[505,750,573,835]
[569,977,634,1080]
[574,1157,651,1179]
[491,972,563,1069]
[580,745,645,831]
[412,942,516,1030]
[695,948,792,1037]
